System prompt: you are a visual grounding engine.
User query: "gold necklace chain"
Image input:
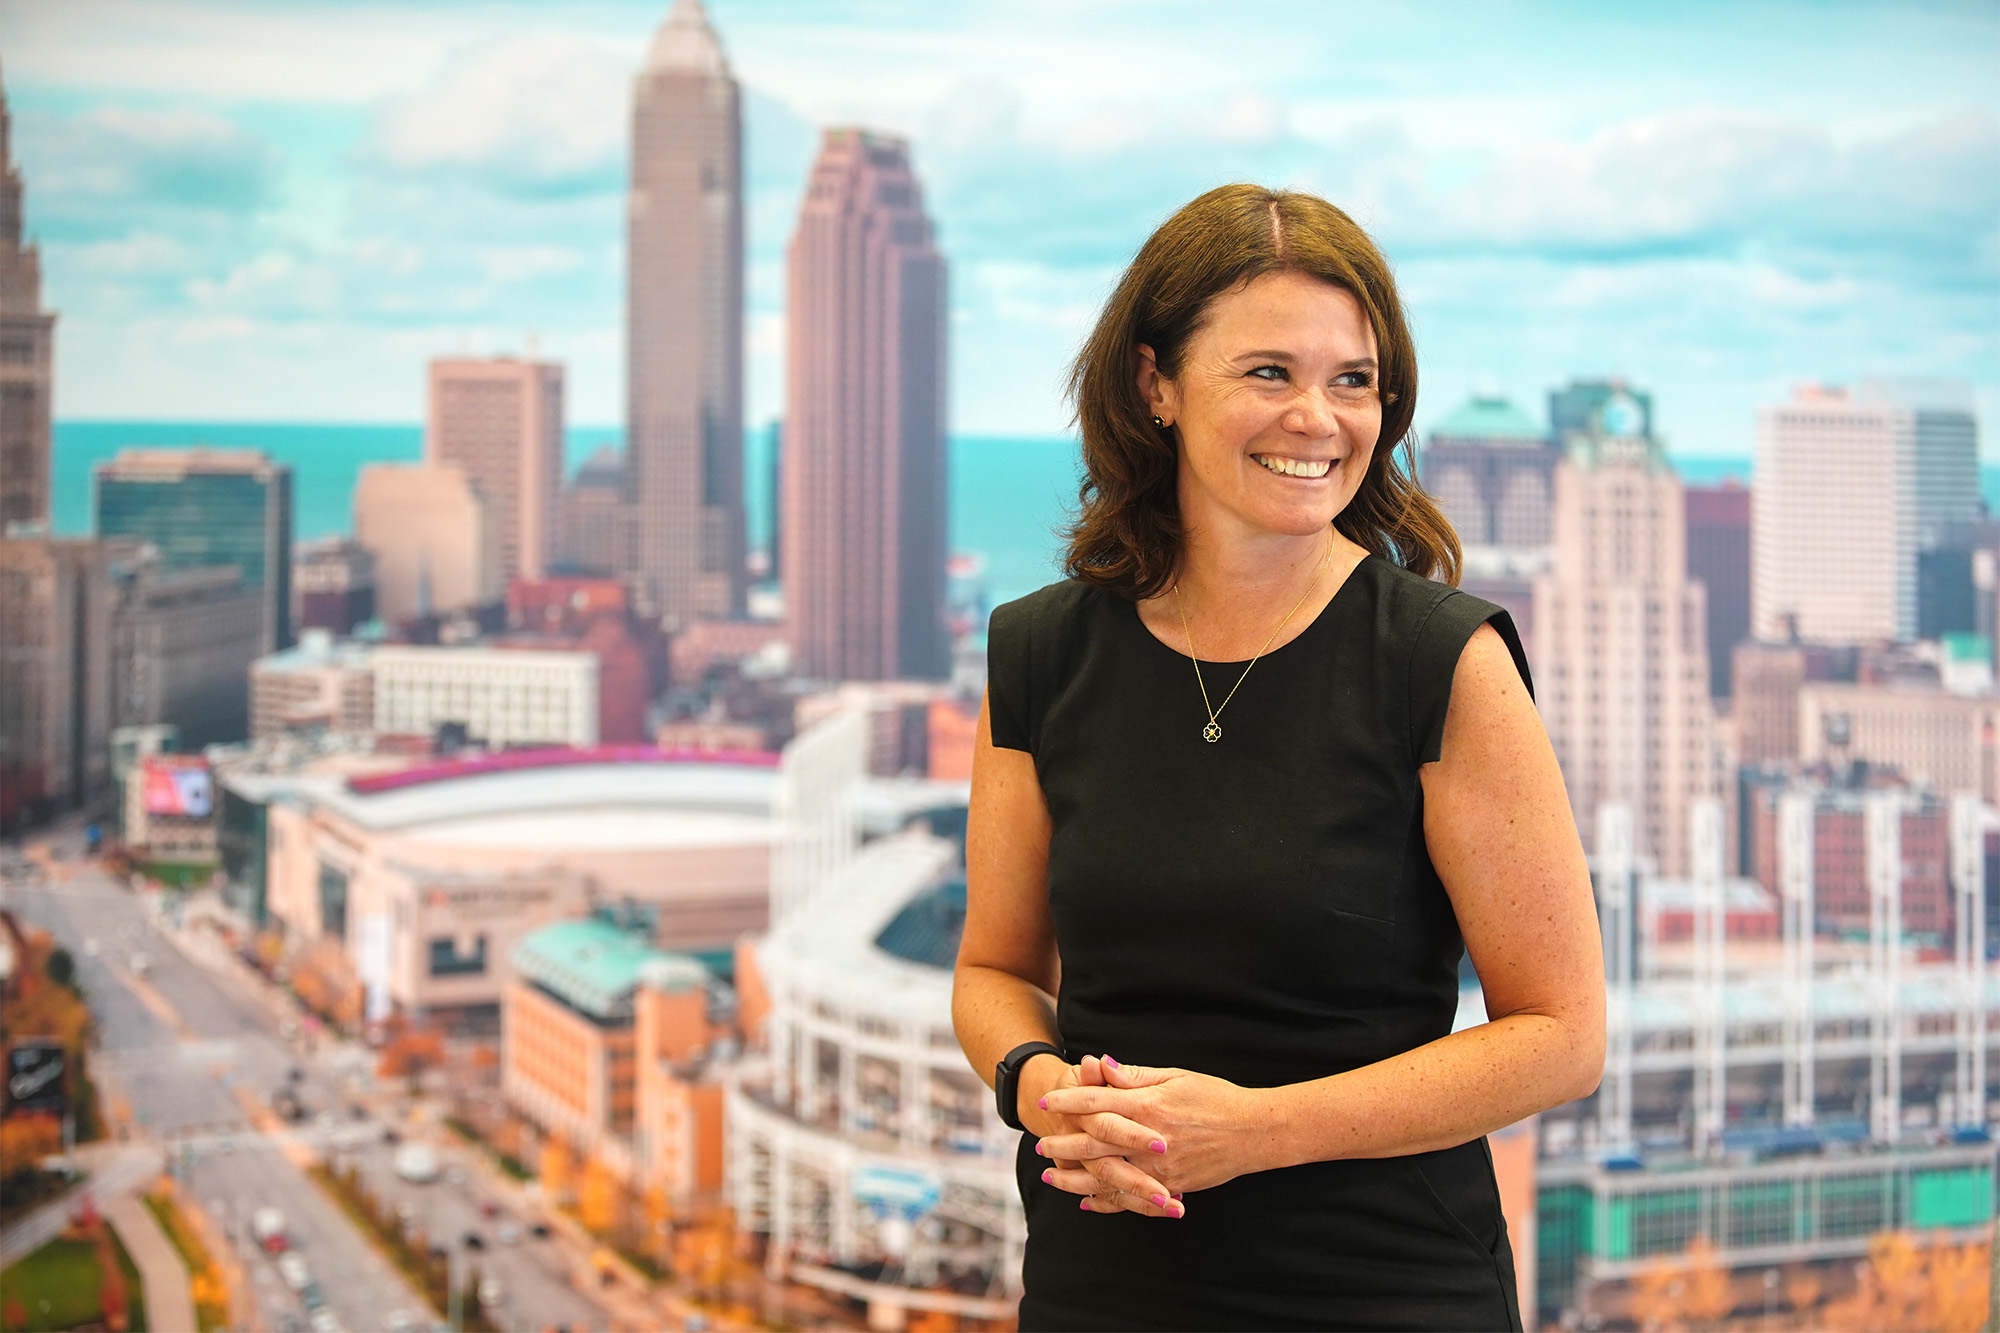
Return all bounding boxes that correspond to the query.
[1172,532,1334,744]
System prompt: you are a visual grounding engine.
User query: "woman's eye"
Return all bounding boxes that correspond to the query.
[1335,371,1374,389]
[1249,365,1288,381]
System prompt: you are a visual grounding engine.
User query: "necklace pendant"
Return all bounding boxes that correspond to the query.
[1202,721,1222,743]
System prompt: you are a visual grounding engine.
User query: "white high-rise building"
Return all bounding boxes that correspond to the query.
[1534,382,1718,875]
[1752,381,1980,644]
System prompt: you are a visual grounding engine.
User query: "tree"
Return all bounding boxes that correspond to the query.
[578,1154,619,1236]
[1820,1230,1990,1332]
[540,1132,572,1206]
[1679,1235,1733,1328]
[1783,1264,1822,1324]
[1626,1235,1732,1332]
[0,1113,63,1179]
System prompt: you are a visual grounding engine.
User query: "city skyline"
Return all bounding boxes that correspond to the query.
[0,0,1993,465]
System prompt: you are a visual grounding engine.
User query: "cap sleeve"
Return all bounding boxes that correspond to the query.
[986,595,1034,753]
[1409,590,1534,767]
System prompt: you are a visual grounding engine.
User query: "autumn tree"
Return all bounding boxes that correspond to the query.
[1626,1235,1733,1332]
[578,1152,620,1236]
[1821,1230,1990,1332]
[0,1113,63,1179]
[540,1131,573,1206]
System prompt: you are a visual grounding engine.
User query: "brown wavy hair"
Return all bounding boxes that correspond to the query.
[1062,183,1461,598]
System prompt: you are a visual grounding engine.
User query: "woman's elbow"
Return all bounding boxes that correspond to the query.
[1563,1003,1608,1104]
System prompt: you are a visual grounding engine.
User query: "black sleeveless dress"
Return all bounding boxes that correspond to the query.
[986,553,1533,1332]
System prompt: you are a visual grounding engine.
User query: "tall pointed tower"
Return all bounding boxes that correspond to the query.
[624,0,745,627]
[0,61,55,533]
[784,130,948,681]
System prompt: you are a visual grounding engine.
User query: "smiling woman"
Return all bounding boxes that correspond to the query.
[953,185,1604,1331]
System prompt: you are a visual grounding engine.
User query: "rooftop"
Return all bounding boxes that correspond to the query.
[513,917,705,1023]
[644,0,729,78]
[1429,395,1546,443]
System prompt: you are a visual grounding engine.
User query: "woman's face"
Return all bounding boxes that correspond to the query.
[1142,269,1383,548]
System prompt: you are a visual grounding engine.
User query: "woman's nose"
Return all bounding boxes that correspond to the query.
[1284,387,1340,436]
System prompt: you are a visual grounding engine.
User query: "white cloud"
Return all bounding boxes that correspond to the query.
[371,33,633,197]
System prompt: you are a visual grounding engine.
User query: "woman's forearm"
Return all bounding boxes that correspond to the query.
[1255,1010,1602,1172]
[952,962,1070,1130]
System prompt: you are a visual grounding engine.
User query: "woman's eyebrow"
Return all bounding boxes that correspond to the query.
[1230,350,1379,371]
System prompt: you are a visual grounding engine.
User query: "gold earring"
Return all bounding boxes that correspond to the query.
[1152,415,1167,429]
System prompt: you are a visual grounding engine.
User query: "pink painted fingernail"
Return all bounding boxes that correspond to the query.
[1041,1169,1054,1184]
[1170,1202,1185,1218]
[1103,1054,1121,1069]
[1150,1193,1168,1207]
[1038,1096,1048,1110]
[1034,1141,1046,1156]
[1149,1139,1166,1154]
[1079,1199,1091,1212]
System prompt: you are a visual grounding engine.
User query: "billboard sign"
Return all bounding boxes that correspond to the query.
[142,756,213,818]
[5,1040,66,1118]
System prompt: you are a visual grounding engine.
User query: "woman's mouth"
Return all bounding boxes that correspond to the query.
[1253,454,1336,479]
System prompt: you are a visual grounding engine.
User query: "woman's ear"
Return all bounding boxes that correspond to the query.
[1136,343,1178,425]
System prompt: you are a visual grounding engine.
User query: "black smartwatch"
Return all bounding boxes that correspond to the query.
[995,1041,1066,1131]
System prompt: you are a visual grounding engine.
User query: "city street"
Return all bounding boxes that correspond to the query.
[1,831,616,1333]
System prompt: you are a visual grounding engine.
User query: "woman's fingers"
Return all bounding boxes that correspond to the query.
[1034,1122,1163,1161]
[1038,1164,1182,1218]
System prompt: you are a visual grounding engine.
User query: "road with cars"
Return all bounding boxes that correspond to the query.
[1,829,615,1333]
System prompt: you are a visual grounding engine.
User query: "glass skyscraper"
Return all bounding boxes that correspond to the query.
[94,448,295,654]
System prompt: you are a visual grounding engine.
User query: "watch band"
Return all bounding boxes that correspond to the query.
[995,1041,1065,1131]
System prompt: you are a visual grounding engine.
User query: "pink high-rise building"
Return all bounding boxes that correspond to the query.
[626,0,745,625]
[1533,382,1718,875]
[783,129,948,681]
[427,356,563,585]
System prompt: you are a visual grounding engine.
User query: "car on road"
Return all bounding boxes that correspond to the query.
[496,1221,520,1245]
[301,1280,326,1312]
[477,1278,504,1309]
[251,1206,287,1253]
[477,1199,499,1219]
[529,1222,550,1240]
[128,951,149,976]
[393,1142,440,1183]
[462,1230,484,1250]
[83,937,101,957]
[276,1252,310,1292]
[308,1306,339,1332]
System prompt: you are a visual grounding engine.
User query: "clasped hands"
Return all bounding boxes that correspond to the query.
[1028,1053,1257,1220]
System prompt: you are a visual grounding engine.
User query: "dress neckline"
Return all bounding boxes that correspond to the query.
[1123,551,1378,668]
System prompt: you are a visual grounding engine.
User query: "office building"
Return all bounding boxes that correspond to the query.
[109,554,263,747]
[94,448,294,655]
[556,446,624,577]
[1685,480,1751,699]
[294,537,377,637]
[249,631,376,739]
[0,65,53,534]
[784,129,949,681]
[1753,381,1980,644]
[353,462,499,627]
[626,0,745,624]
[1533,381,1717,874]
[369,644,597,749]
[1420,394,1559,548]
[0,535,126,830]
[503,918,731,1188]
[427,356,564,585]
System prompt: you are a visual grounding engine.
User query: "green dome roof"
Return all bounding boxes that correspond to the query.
[1430,395,1546,442]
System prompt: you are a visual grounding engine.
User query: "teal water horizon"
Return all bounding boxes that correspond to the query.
[50,419,1923,609]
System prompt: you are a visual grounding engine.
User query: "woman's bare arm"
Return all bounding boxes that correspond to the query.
[952,692,1179,1216]
[1039,623,1604,1192]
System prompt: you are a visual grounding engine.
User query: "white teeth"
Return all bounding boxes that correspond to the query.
[1255,455,1334,479]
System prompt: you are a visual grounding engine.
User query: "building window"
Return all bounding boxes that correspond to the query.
[428,935,488,977]
[317,862,349,940]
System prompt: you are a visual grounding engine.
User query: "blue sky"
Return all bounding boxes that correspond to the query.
[3,0,1996,456]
